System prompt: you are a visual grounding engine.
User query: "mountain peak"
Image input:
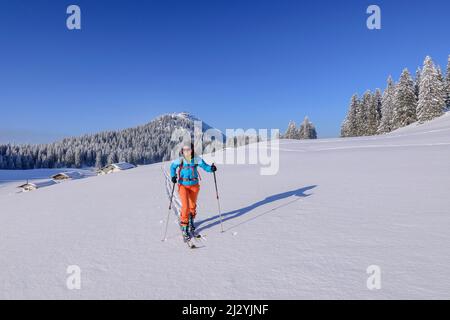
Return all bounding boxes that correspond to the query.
[158,112,200,122]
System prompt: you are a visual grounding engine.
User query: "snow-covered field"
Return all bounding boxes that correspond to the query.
[1,113,450,299]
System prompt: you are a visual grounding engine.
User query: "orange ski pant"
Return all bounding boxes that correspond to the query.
[178,183,200,226]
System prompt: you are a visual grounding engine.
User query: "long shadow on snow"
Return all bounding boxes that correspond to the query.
[196,185,317,233]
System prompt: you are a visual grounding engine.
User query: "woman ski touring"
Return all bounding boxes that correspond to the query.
[170,142,217,243]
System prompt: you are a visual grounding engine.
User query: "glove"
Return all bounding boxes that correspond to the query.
[171,176,177,184]
[211,164,217,172]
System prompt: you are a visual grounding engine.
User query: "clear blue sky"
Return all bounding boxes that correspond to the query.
[0,0,449,142]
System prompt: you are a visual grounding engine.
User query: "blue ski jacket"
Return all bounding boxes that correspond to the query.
[170,156,213,186]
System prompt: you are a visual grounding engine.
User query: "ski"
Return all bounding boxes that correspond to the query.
[182,230,197,249]
[193,233,206,241]
[186,239,197,249]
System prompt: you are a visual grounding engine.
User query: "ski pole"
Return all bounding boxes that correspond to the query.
[161,181,176,241]
[212,164,224,233]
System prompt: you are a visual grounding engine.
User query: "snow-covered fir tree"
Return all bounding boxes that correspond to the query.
[437,66,444,83]
[392,68,417,129]
[341,94,360,137]
[298,116,317,139]
[374,89,383,128]
[417,56,446,122]
[377,76,396,134]
[365,90,381,136]
[445,55,450,109]
[436,65,446,108]
[283,118,318,140]
[357,91,374,136]
[283,121,299,139]
[95,151,104,168]
[414,67,422,102]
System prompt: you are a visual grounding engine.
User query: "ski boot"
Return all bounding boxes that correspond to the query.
[189,215,196,236]
[181,225,191,242]
[189,215,202,239]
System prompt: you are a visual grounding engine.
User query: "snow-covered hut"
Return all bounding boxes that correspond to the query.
[97,162,136,175]
[17,180,57,192]
[51,171,84,181]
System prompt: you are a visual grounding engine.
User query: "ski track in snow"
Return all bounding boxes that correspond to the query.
[1,113,450,299]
